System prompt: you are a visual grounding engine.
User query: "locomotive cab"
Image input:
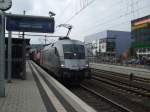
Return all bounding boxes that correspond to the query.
[57,40,91,81]
[40,39,91,82]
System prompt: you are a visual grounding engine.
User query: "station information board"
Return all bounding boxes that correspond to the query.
[6,14,55,33]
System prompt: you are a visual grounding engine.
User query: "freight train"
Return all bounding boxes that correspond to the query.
[31,37,91,82]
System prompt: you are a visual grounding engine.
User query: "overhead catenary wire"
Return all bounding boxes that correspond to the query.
[69,0,129,30]
[56,0,148,39]
[71,3,150,38]
[64,0,96,24]
[55,0,96,33]
[83,0,142,30]
[59,0,138,35]
[131,0,135,20]
[55,0,73,33]
[56,0,122,33]
[75,0,149,35]
[63,0,126,25]
[56,0,72,24]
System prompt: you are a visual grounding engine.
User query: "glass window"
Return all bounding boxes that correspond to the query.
[63,44,74,53]
[74,45,85,53]
[63,44,85,59]
[63,44,85,53]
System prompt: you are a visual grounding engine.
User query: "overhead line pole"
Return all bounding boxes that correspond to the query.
[22,10,26,80]
[7,31,12,83]
[0,10,5,97]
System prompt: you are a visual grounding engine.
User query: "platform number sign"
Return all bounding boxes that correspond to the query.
[0,0,12,11]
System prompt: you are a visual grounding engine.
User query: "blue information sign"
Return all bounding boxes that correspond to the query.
[6,14,55,33]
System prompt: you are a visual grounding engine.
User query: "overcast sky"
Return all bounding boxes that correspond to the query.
[8,0,150,44]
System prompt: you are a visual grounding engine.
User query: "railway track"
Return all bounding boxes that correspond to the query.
[92,69,150,84]
[31,61,131,112]
[29,62,77,112]
[92,75,150,99]
[70,84,132,112]
[88,69,150,112]
[80,78,150,112]
[92,69,150,98]
[29,62,150,112]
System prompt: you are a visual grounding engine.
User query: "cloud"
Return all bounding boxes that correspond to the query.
[9,0,34,14]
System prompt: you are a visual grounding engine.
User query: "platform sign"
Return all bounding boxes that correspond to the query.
[6,14,55,33]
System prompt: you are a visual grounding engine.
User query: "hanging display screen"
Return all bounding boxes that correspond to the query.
[6,14,55,33]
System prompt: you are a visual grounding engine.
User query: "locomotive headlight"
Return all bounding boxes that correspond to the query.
[61,64,65,67]
[85,60,89,67]
[85,64,89,67]
[60,61,65,68]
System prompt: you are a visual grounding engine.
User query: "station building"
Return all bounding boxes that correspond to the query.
[84,30,131,57]
[131,15,150,59]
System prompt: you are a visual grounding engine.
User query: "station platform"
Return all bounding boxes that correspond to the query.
[0,62,47,112]
[90,63,150,79]
[0,61,96,112]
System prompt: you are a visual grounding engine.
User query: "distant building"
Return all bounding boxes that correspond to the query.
[84,30,131,57]
[131,15,150,59]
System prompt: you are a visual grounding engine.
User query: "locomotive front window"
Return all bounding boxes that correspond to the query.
[63,44,74,53]
[63,44,85,59]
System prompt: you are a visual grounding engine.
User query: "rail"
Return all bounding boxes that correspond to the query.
[80,84,133,112]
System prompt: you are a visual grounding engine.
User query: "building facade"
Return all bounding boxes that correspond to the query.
[131,15,150,59]
[84,30,131,57]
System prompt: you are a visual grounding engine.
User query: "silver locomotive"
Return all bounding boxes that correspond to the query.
[40,38,91,81]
